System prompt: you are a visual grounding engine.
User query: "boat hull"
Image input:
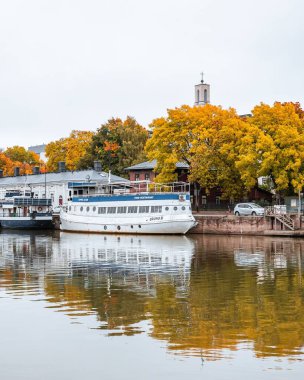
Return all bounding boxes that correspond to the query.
[60,214,196,235]
[0,217,53,230]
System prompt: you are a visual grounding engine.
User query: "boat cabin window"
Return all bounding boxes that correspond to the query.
[98,207,106,214]
[78,190,83,195]
[107,207,116,214]
[80,206,84,212]
[86,206,90,212]
[93,206,96,212]
[151,206,162,213]
[139,206,149,213]
[117,206,127,213]
[128,206,138,213]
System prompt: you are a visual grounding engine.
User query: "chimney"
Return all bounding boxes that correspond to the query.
[14,167,20,177]
[58,161,66,173]
[94,160,102,173]
[0,169,3,178]
[33,166,40,175]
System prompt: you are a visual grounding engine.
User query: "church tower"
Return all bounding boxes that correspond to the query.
[194,72,210,106]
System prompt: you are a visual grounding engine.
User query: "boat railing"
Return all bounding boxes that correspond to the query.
[81,181,191,197]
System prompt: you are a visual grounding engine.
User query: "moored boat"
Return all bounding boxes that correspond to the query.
[60,181,196,234]
[0,192,53,229]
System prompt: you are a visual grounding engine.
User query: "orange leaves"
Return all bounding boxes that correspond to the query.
[45,130,94,171]
[0,147,41,176]
[104,141,120,153]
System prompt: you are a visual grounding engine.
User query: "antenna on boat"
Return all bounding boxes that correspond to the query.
[108,170,111,184]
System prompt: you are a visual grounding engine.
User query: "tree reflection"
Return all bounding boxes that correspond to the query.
[0,232,303,359]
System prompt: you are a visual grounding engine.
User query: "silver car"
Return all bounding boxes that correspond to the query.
[234,203,264,216]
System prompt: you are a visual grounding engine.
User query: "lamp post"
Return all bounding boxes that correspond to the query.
[298,190,303,225]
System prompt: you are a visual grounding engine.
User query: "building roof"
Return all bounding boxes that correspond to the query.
[125,160,189,171]
[28,144,46,154]
[0,170,128,187]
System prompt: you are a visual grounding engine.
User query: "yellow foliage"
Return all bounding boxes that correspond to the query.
[45,130,94,171]
[146,101,304,196]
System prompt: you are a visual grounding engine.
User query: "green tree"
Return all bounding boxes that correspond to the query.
[80,117,148,176]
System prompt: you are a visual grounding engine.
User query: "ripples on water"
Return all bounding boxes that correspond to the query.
[0,231,303,377]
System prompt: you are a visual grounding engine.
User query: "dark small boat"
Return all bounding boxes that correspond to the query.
[0,194,53,230]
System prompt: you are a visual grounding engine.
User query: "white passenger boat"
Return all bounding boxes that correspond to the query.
[60,182,196,234]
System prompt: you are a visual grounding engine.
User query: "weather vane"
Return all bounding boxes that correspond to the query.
[201,71,204,83]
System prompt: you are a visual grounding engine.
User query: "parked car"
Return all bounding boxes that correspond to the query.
[234,203,264,216]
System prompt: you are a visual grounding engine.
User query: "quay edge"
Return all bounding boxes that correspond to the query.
[190,214,304,237]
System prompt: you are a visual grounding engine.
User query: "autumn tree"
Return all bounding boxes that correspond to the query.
[0,152,14,176]
[146,104,251,198]
[0,147,40,176]
[4,146,40,165]
[45,130,94,171]
[236,102,304,195]
[79,117,148,176]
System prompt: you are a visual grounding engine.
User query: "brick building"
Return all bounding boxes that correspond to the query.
[125,160,273,210]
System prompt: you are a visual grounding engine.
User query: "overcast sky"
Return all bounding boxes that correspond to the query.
[0,0,303,149]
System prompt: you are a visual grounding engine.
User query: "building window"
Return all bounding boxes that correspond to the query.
[59,195,63,205]
[197,89,200,102]
[135,173,140,181]
[145,173,150,181]
[204,89,208,103]
[202,196,207,205]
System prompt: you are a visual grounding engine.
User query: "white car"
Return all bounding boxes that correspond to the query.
[234,203,264,216]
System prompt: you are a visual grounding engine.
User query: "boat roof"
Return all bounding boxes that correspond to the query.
[0,170,129,186]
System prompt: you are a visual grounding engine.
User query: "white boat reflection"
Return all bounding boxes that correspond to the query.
[56,232,195,273]
[0,232,195,292]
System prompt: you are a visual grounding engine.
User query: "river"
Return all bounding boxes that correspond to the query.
[0,231,303,379]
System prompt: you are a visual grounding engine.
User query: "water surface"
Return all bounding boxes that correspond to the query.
[0,231,303,379]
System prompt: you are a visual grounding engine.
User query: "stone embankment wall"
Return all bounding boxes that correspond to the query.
[190,215,302,236]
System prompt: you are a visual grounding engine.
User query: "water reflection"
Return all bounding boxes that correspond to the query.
[0,232,303,362]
